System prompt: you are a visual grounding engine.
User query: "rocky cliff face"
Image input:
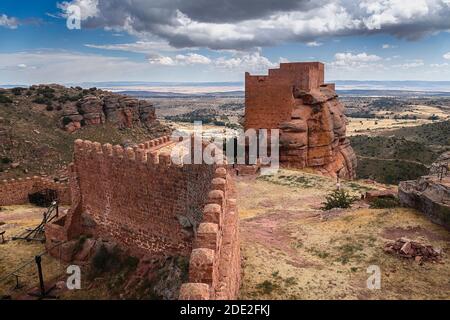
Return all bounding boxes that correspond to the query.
[0,84,156,133]
[62,91,156,133]
[398,152,450,229]
[279,86,357,179]
[399,175,450,229]
[245,62,357,180]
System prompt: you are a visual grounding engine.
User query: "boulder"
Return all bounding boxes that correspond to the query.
[399,176,450,229]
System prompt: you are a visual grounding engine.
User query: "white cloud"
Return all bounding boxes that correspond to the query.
[59,0,450,50]
[148,55,176,66]
[306,41,323,47]
[359,0,431,30]
[148,53,212,66]
[58,0,99,19]
[85,41,182,53]
[330,52,383,68]
[215,52,277,72]
[0,51,155,83]
[176,53,212,65]
[443,52,450,59]
[0,14,19,29]
[382,44,397,49]
[148,51,277,73]
[392,59,425,68]
[0,50,281,83]
[430,62,449,67]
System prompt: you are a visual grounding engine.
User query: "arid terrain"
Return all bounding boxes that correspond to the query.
[1,169,449,300]
[1,88,449,300]
[236,170,449,300]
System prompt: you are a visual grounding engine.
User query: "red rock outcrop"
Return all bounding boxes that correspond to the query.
[245,62,357,179]
[62,92,156,132]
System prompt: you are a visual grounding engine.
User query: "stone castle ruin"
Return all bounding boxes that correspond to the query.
[245,62,357,179]
[0,61,360,300]
[0,176,70,207]
[43,136,241,300]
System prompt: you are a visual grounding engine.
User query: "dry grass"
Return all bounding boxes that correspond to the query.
[347,118,430,136]
[237,169,450,300]
[347,104,450,137]
[0,205,67,298]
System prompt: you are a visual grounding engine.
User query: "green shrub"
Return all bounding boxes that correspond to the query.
[321,189,357,210]
[36,86,55,96]
[68,94,82,101]
[0,95,13,104]
[62,117,72,126]
[1,157,12,164]
[256,280,279,295]
[33,97,49,104]
[11,87,25,96]
[43,92,55,99]
[369,197,400,209]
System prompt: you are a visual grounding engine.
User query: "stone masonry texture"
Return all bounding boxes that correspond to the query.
[45,135,241,300]
[245,62,357,179]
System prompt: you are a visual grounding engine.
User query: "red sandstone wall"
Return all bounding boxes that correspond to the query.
[67,138,216,257]
[179,167,241,300]
[45,136,241,300]
[245,62,325,131]
[0,176,70,206]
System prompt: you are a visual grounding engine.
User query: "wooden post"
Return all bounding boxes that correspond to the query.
[13,274,21,289]
[35,255,45,297]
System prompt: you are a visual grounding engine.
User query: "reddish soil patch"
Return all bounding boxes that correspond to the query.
[241,210,318,267]
[381,226,450,242]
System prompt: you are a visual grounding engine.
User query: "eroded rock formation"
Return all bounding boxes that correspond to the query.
[245,62,357,179]
[399,176,450,229]
[63,92,156,133]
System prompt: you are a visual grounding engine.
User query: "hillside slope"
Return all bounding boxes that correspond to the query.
[350,121,450,184]
[0,86,170,180]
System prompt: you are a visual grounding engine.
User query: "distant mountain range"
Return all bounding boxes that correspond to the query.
[2,80,450,97]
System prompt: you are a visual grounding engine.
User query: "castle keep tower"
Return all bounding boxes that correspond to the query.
[245,62,357,179]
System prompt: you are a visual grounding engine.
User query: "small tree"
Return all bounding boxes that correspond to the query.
[321,189,357,211]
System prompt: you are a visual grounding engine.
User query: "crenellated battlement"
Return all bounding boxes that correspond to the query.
[73,137,180,168]
[179,165,240,300]
[73,135,226,169]
[45,134,240,300]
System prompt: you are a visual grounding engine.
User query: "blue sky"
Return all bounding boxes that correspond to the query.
[1,0,450,84]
